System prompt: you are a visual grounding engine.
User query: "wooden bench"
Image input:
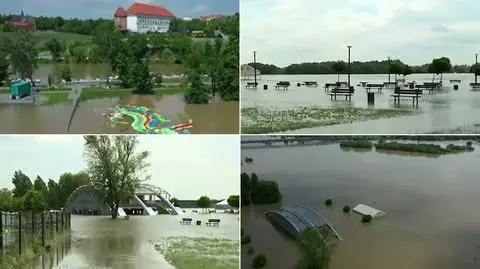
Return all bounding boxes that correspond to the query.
[365,84,384,93]
[180,218,192,225]
[391,88,422,105]
[303,81,318,87]
[470,83,480,90]
[205,219,220,226]
[450,79,461,83]
[328,86,354,101]
[383,82,398,87]
[245,82,258,89]
[275,81,290,90]
[359,82,368,87]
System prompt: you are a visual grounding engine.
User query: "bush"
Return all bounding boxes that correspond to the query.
[241,234,251,245]
[245,157,253,163]
[343,205,351,213]
[362,215,373,223]
[252,254,267,268]
[325,199,333,206]
[340,140,373,149]
[467,141,472,146]
[247,244,254,254]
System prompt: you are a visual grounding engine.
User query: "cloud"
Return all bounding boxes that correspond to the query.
[241,0,480,66]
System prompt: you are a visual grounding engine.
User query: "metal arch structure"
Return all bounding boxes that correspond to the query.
[140,183,172,201]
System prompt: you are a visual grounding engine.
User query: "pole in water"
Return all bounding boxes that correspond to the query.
[253,51,257,87]
[347,46,352,88]
[476,53,478,84]
[388,56,391,83]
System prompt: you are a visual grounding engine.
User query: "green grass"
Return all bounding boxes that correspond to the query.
[154,237,239,269]
[79,87,186,102]
[0,31,92,47]
[41,91,69,105]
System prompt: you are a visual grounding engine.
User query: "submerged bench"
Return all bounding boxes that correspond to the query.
[328,86,354,101]
[303,81,318,87]
[415,84,436,94]
[365,84,384,93]
[206,219,220,226]
[391,88,422,106]
[245,82,258,89]
[470,83,480,90]
[275,81,290,90]
[180,218,192,225]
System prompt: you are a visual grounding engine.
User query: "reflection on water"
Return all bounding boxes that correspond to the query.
[26,213,239,269]
[0,95,238,134]
[242,73,480,133]
[241,142,480,269]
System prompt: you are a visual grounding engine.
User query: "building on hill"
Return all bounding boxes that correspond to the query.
[10,11,36,32]
[200,15,224,22]
[114,2,175,33]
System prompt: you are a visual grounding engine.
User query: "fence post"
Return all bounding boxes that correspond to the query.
[60,212,64,233]
[18,212,22,255]
[55,212,59,233]
[32,212,35,246]
[0,212,3,256]
[49,211,53,238]
[41,212,45,247]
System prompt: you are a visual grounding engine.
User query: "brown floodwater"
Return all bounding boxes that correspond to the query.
[24,212,239,269]
[0,95,238,134]
[241,140,480,269]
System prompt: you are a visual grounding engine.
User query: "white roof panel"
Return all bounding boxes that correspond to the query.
[353,204,386,218]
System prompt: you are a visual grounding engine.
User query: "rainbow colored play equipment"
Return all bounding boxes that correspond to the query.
[104,105,194,134]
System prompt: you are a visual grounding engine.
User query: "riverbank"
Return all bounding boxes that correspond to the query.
[241,106,413,134]
[154,237,239,269]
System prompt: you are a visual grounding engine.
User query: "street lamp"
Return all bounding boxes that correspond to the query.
[388,56,391,83]
[253,51,257,87]
[476,53,478,84]
[347,46,352,87]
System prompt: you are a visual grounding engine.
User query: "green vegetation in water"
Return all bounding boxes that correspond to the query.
[79,87,186,102]
[241,173,282,206]
[325,199,333,206]
[154,237,239,269]
[40,91,69,105]
[362,215,373,223]
[252,254,267,268]
[247,245,254,254]
[340,140,373,149]
[375,141,474,155]
[241,234,252,245]
[343,205,351,213]
[241,106,413,134]
[244,157,253,163]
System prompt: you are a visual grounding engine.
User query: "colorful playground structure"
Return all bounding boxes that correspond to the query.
[103,104,194,134]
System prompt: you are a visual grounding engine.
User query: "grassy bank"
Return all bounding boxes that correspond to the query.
[340,140,373,149]
[241,106,413,134]
[154,237,239,269]
[375,141,474,154]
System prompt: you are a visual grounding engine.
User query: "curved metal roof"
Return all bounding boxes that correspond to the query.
[265,205,341,240]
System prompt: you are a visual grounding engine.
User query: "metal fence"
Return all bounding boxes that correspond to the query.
[0,211,71,258]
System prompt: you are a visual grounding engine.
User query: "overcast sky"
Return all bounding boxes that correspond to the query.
[1,0,238,19]
[0,135,239,200]
[241,0,480,66]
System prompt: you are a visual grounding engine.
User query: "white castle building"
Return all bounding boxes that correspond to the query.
[115,2,175,33]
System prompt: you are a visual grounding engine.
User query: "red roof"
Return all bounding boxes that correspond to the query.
[200,15,223,21]
[115,7,127,17]
[127,2,175,17]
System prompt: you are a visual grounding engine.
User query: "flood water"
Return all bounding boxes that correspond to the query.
[241,73,480,133]
[241,141,480,269]
[0,95,239,134]
[25,212,239,269]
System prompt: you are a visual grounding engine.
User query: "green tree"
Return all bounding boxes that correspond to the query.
[47,74,53,87]
[0,51,8,84]
[8,32,38,85]
[131,60,153,94]
[241,173,251,206]
[332,61,346,82]
[12,170,33,198]
[251,180,282,205]
[83,135,150,219]
[61,64,72,82]
[227,195,239,208]
[57,172,90,208]
[470,63,480,76]
[170,197,180,207]
[128,33,149,59]
[196,195,211,213]
[47,179,60,209]
[428,57,452,82]
[216,28,239,101]
[296,228,336,269]
[202,39,223,99]
[33,175,48,197]
[403,64,413,79]
[0,188,13,211]
[23,190,46,213]
[389,61,404,80]
[45,38,63,62]
[184,70,210,104]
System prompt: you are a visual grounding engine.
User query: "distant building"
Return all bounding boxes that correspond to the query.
[114,2,175,33]
[10,11,36,32]
[200,15,224,22]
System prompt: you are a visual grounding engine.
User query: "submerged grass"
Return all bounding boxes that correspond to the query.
[79,87,186,102]
[241,106,413,134]
[154,237,239,269]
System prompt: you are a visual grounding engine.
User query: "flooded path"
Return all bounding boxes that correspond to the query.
[25,212,239,269]
[242,73,480,133]
[241,141,480,269]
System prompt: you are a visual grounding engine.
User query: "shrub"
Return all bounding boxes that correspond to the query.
[343,205,351,213]
[362,215,373,223]
[245,157,253,163]
[325,199,333,206]
[241,234,251,245]
[247,244,254,254]
[252,254,267,268]
[467,141,472,146]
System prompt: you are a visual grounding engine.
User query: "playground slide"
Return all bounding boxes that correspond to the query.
[154,193,178,215]
[117,207,127,217]
[133,195,157,216]
[145,207,157,216]
[174,207,184,214]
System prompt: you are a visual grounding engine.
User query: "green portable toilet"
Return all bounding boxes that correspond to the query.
[10,81,32,99]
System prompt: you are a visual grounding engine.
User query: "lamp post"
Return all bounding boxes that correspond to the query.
[388,56,391,82]
[476,53,478,84]
[347,46,352,87]
[253,51,257,86]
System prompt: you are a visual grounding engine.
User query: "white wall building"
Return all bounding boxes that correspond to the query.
[115,2,175,33]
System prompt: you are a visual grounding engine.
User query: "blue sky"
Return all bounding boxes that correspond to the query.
[241,0,480,66]
[0,135,240,200]
[0,0,238,19]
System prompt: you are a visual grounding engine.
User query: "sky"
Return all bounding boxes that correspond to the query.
[0,0,238,19]
[0,135,240,200]
[241,0,480,66]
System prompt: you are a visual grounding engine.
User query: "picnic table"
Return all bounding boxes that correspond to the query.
[245,82,258,89]
[303,81,318,87]
[327,86,354,101]
[206,219,220,226]
[275,81,290,90]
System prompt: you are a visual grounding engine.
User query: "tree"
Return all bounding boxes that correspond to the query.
[202,39,223,100]
[61,64,72,82]
[45,38,63,62]
[47,74,53,88]
[332,61,346,82]
[0,51,8,84]
[241,173,251,206]
[12,170,33,197]
[196,195,211,213]
[389,62,404,80]
[8,32,38,85]
[184,70,210,104]
[170,197,180,207]
[227,195,239,208]
[296,228,336,269]
[47,179,60,209]
[251,180,282,204]
[403,65,413,79]
[470,63,480,76]
[33,176,48,196]
[23,190,46,213]
[216,28,239,101]
[0,188,13,211]
[83,136,150,219]
[428,57,452,83]
[131,60,153,94]
[57,172,89,208]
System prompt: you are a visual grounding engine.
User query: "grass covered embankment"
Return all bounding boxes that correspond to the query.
[241,106,413,134]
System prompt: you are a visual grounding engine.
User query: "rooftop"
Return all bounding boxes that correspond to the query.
[115,7,128,17]
[127,2,175,17]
